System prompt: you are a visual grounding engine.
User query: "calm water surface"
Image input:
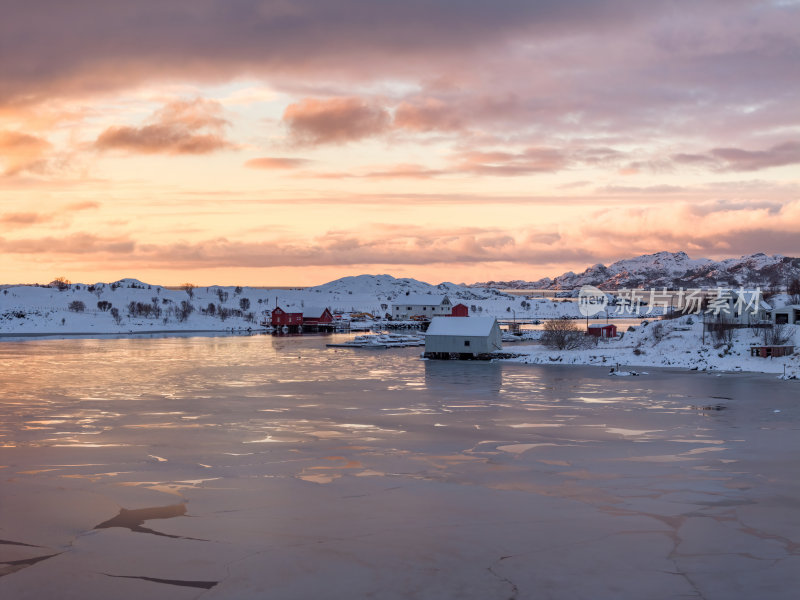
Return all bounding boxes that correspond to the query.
[1,334,799,599]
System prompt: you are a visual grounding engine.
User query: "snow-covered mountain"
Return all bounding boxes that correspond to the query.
[473,252,800,290]
[0,275,580,336]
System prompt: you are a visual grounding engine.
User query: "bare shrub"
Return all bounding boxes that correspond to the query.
[763,324,792,346]
[68,300,85,312]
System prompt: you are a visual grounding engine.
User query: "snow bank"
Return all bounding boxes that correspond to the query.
[504,317,800,376]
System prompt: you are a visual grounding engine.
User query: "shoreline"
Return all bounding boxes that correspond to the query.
[0,328,267,340]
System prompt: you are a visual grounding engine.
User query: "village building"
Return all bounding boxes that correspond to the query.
[586,323,617,338]
[769,304,800,325]
[706,290,771,325]
[392,295,453,320]
[424,316,502,359]
[270,306,303,329]
[450,303,469,317]
[301,307,334,326]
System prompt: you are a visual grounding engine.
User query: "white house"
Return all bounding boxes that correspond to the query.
[770,304,800,325]
[424,316,502,358]
[706,290,771,325]
[392,295,453,320]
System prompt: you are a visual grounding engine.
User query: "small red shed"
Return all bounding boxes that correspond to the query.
[586,323,617,338]
[450,303,469,317]
[271,306,303,327]
[750,345,794,358]
[302,307,334,325]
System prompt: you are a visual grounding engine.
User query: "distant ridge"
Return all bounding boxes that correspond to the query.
[471,252,800,290]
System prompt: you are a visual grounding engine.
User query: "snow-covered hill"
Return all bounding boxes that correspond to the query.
[473,252,800,290]
[0,275,583,337]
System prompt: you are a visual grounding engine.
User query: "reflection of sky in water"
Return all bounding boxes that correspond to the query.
[1,334,796,499]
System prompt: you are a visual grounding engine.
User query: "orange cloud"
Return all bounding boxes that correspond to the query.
[245,157,311,169]
[313,163,446,179]
[0,130,52,175]
[283,97,390,145]
[95,98,232,155]
[0,212,52,226]
[63,201,100,211]
[394,98,465,132]
[453,147,567,175]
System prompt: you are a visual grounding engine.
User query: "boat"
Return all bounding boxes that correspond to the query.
[326,332,424,349]
[326,340,388,349]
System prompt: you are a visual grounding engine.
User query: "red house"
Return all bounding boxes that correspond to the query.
[450,303,469,317]
[271,306,303,327]
[586,323,617,338]
[302,307,334,325]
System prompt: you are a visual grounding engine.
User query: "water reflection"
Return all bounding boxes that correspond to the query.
[0,334,797,499]
[423,360,503,397]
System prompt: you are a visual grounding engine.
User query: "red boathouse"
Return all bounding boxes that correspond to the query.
[302,307,334,325]
[450,303,469,317]
[271,307,303,328]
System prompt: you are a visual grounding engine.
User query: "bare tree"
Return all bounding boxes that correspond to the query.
[182,283,195,299]
[542,318,587,350]
[53,276,71,291]
[789,278,800,304]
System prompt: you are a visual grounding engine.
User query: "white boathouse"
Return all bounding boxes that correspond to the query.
[424,316,502,359]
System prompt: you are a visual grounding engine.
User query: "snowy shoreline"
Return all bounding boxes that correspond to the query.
[0,328,259,340]
[500,318,799,377]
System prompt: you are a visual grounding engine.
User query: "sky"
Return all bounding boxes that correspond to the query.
[1,0,799,286]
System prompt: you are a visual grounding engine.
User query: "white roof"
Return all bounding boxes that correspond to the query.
[426,316,497,336]
[301,306,329,317]
[772,304,800,311]
[588,323,614,328]
[394,295,449,307]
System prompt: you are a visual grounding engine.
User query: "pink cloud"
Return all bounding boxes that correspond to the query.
[394,98,465,132]
[674,141,800,172]
[95,98,232,155]
[283,97,391,145]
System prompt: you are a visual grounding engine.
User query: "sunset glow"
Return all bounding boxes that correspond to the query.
[1,0,799,286]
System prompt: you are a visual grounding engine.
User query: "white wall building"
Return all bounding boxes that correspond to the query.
[770,304,800,325]
[392,295,453,320]
[424,316,502,358]
[706,290,771,325]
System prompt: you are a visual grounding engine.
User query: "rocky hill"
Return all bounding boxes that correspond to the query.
[473,252,800,290]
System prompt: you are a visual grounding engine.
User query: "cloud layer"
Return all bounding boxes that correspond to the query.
[1,1,798,284]
[95,98,232,154]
